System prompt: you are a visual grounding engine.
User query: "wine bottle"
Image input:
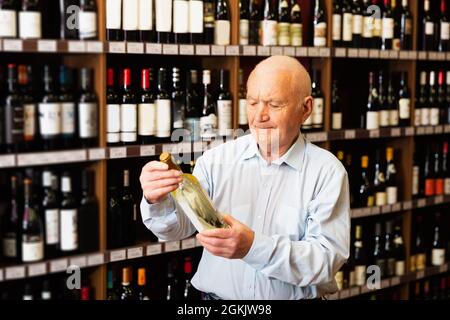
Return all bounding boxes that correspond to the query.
[59,65,76,149]
[59,173,78,254]
[373,223,387,278]
[59,0,78,39]
[107,68,121,146]
[200,70,217,141]
[429,71,439,126]
[166,259,180,300]
[183,257,195,300]
[381,0,394,50]
[238,69,249,131]
[19,0,41,39]
[203,0,215,44]
[398,71,410,126]
[121,169,136,246]
[313,0,327,47]
[374,149,387,206]
[290,0,302,46]
[217,69,233,137]
[385,147,398,204]
[137,268,150,300]
[3,64,24,153]
[412,215,427,271]
[172,67,186,132]
[424,146,435,197]
[433,144,444,195]
[392,0,401,50]
[417,71,429,127]
[249,0,260,44]
[422,0,435,51]
[331,79,342,130]
[332,0,343,47]
[78,68,98,148]
[21,178,44,262]
[215,0,231,45]
[107,269,119,300]
[138,68,156,144]
[2,174,21,261]
[393,221,406,276]
[185,70,202,142]
[240,0,250,45]
[79,170,99,253]
[438,71,447,125]
[156,68,172,141]
[20,65,37,151]
[311,69,324,131]
[362,0,373,48]
[384,220,395,277]
[39,65,61,151]
[121,0,139,41]
[78,0,97,40]
[260,0,277,46]
[372,0,382,48]
[352,0,363,48]
[278,0,290,46]
[447,71,450,124]
[107,185,122,249]
[41,280,52,300]
[23,284,34,300]
[0,0,17,38]
[155,0,173,43]
[120,267,135,300]
[439,0,449,52]
[378,70,390,128]
[399,0,412,50]
[42,170,59,258]
[139,0,153,42]
[342,0,353,47]
[358,155,374,207]
[106,0,123,41]
[443,142,450,195]
[190,0,204,44]
[174,0,189,43]
[432,212,446,266]
[121,68,137,145]
[353,225,367,286]
[365,71,379,130]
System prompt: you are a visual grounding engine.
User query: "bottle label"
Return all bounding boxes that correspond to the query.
[416,254,426,270]
[420,108,430,126]
[24,103,36,140]
[349,270,356,287]
[0,9,17,37]
[405,18,412,35]
[172,100,185,130]
[214,20,231,45]
[353,15,363,35]
[290,23,302,46]
[139,0,153,31]
[343,13,353,41]
[22,238,44,262]
[278,22,290,46]
[121,103,137,140]
[45,209,59,245]
[239,99,248,126]
[200,114,217,140]
[218,100,232,136]
[373,18,382,37]
[155,99,171,138]
[382,18,394,39]
[425,178,435,196]
[314,22,327,47]
[123,0,138,31]
[426,22,434,35]
[335,271,344,291]
[60,209,78,251]
[366,111,379,130]
[412,166,419,196]
[399,98,410,120]
[355,265,366,286]
[410,255,416,273]
[379,110,390,127]
[414,109,421,127]
[332,113,342,130]
[375,191,387,206]
[430,108,439,126]
[261,20,278,46]
[79,11,97,39]
[444,178,450,195]
[185,117,201,142]
[386,186,398,204]
[138,103,156,136]
[106,0,122,29]
[155,0,172,32]
[389,109,399,127]
[203,2,214,28]
[312,98,324,127]
[61,102,76,135]
[19,11,41,39]
[432,248,446,266]
[107,104,121,143]
[2,236,16,258]
[363,16,374,38]
[189,1,204,33]
[39,103,61,136]
[395,260,405,276]
[332,14,342,41]
[435,178,444,195]
[173,0,189,33]
[78,103,98,138]
[441,22,450,40]
[239,19,249,45]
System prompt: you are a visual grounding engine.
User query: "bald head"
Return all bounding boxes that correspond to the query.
[248,56,312,104]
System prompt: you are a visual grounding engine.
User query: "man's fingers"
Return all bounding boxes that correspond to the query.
[146,170,182,182]
[197,233,230,247]
[142,161,169,172]
[145,185,179,201]
[200,228,233,239]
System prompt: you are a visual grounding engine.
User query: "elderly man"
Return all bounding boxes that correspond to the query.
[139,56,350,300]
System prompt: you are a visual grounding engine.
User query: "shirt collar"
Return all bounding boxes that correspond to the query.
[241,133,306,172]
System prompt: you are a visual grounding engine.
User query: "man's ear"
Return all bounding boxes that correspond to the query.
[301,96,314,125]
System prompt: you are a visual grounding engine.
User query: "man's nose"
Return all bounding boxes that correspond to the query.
[255,102,270,122]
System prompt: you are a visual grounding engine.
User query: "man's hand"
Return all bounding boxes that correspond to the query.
[196,215,255,259]
[140,161,183,204]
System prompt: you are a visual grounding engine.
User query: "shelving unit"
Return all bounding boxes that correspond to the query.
[1,0,449,300]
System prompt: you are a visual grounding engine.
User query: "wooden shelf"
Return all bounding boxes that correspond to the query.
[0,237,201,283]
[333,48,450,61]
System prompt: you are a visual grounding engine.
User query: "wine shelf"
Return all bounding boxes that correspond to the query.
[0,236,201,283]
[326,263,450,300]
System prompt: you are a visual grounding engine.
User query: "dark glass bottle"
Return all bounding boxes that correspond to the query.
[106,68,120,146]
[2,174,21,262]
[79,170,99,253]
[42,170,59,258]
[59,173,78,255]
[155,68,172,142]
[59,65,77,149]
[138,68,156,145]
[78,68,98,148]
[121,69,137,145]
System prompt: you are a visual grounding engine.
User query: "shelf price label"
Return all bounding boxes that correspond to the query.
[369,129,380,138]
[283,46,295,56]
[127,42,144,54]
[334,48,346,57]
[146,43,162,54]
[165,241,181,252]
[109,42,126,53]
[38,40,57,52]
[28,263,47,277]
[257,46,270,56]
[225,45,239,56]
[348,49,358,58]
[68,41,86,52]
[179,45,195,55]
[434,195,444,205]
[296,47,308,57]
[140,145,156,157]
[87,253,105,266]
[211,45,225,56]
[109,147,127,159]
[391,203,402,212]
[242,45,256,56]
[439,264,449,273]
[0,155,15,168]
[181,238,196,250]
[417,199,426,208]
[270,46,283,56]
[127,247,144,259]
[358,49,369,58]
[3,39,23,51]
[196,45,210,55]
[369,49,380,58]
[110,250,126,262]
[390,128,401,137]
[50,259,68,273]
[163,44,179,55]
[86,41,103,53]
[89,148,106,160]
[70,256,87,268]
[5,266,25,280]
[344,130,356,140]
[146,244,162,256]
[402,200,412,210]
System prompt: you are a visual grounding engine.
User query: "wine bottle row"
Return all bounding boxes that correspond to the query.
[106,66,241,146]
[0,168,99,263]
[410,273,450,300]
[0,64,99,153]
[0,0,98,40]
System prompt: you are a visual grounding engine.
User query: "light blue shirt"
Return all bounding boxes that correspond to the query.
[140,133,351,300]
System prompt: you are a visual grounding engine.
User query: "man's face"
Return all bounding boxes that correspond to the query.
[246,71,305,156]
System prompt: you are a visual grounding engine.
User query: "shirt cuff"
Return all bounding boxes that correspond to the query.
[241,232,276,270]
[140,195,176,221]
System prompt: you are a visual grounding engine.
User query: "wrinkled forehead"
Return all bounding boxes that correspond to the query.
[247,69,304,101]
